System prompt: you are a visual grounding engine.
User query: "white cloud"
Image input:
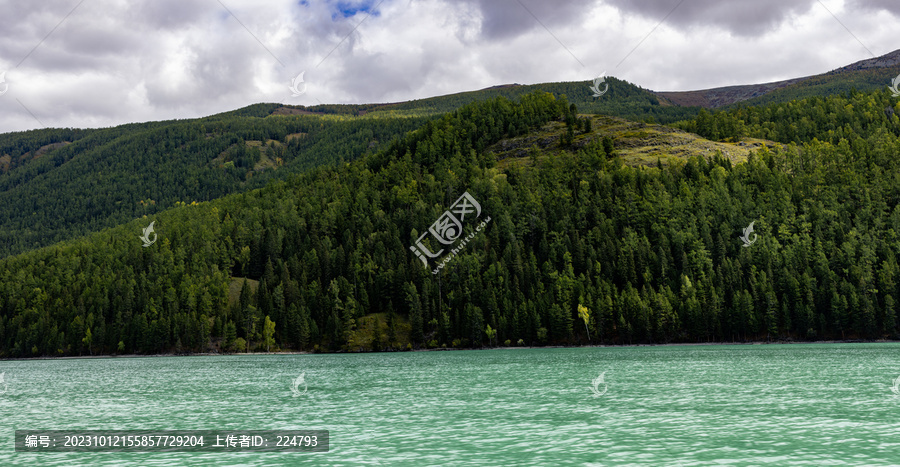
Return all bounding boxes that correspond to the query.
[0,0,896,132]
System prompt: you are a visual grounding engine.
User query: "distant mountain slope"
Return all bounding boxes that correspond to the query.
[0,111,430,258]
[732,59,900,109]
[656,49,900,109]
[654,77,809,108]
[278,78,702,124]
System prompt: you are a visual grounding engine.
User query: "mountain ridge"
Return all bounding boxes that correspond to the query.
[656,48,900,108]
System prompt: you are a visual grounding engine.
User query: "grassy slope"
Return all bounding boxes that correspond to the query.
[488,114,776,169]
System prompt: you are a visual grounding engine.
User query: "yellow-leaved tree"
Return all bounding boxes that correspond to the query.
[578,304,591,343]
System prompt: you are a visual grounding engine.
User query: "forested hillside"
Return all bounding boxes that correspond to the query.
[732,56,900,109]
[678,88,900,145]
[0,112,431,258]
[0,77,696,260]
[2,89,900,357]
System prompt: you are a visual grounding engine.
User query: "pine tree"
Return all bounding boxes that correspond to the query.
[224,320,237,351]
[885,295,897,338]
[602,136,614,157]
[371,317,384,351]
[387,308,397,349]
[467,304,484,346]
[407,283,424,345]
[82,328,93,356]
[765,292,779,341]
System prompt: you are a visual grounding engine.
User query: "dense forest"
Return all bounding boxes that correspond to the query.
[676,87,900,144]
[2,86,900,357]
[0,112,431,258]
[0,77,695,259]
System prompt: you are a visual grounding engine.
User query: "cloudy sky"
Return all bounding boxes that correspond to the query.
[0,0,897,132]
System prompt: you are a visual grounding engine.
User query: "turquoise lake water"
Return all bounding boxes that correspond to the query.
[2,343,900,466]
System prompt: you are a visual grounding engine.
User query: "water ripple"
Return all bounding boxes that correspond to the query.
[2,344,900,465]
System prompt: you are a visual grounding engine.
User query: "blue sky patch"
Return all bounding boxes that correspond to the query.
[333,0,380,20]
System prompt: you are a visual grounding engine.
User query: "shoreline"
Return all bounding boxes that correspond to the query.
[2,338,896,361]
